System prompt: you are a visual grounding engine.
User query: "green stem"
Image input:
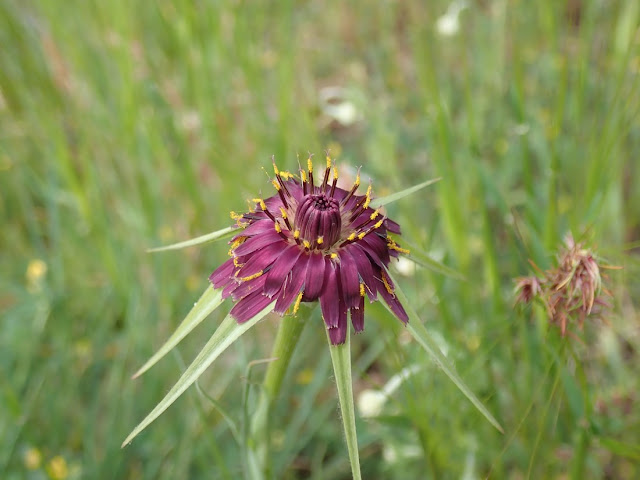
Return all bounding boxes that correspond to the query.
[328,328,362,480]
[249,307,309,478]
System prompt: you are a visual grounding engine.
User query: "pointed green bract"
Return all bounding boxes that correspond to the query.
[147,226,236,252]
[402,238,466,280]
[133,285,224,378]
[122,302,275,447]
[370,177,441,209]
[383,271,504,433]
[328,328,362,480]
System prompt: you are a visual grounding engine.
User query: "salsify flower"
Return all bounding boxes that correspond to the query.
[209,154,409,344]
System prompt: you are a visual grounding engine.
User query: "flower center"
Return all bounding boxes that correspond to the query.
[295,194,342,249]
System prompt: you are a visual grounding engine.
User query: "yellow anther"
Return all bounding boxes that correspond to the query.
[330,252,338,259]
[272,179,281,190]
[303,240,311,249]
[333,167,338,180]
[252,198,267,210]
[358,231,367,240]
[280,171,293,179]
[273,163,280,175]
[326,156,332,169]
[229,211,243,220]
[388,240,410,254]
[293,230,300,239]
[362,185,372,209]
[233,257,241,267]
[374,219,384,229]
[307,156,313,173]
[317,236,324,245]
[275,222,282,233]
[300,169,307,182]
[355,171,361,186]
[240,270,263,282]
[347,232,356,241]
[293,291,304,314]
[370,209,380,220]
[279,207,287,219]
[381,271,395,295]
[359,283,366,297]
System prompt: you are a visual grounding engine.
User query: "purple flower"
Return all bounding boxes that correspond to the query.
[210,155,409,345]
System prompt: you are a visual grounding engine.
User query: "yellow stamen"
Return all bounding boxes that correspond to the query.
[303,240,311,249]
[374,218,384,229]
[333,167,338,180]
[347,232,356,241]
[357,231,366,240]
[316,236,323,245]
[354,171,361,187]
[272,179,280,191]
[359,283,366,297]
[307,156,313,173]
[326,155,332,169]
[381,271,395,295]
[388,240,410,254]
[330,252,338,259]
[273,163,279,175]
[252,198,267,211]
[280,171,293,179]
[300,169,307,183]
[233,257,241,267]
[362,185,372,209]
[370,209,380,220]
[229,211,243,220]
[240,270,263,282]
[293,230,300,239]
[293,291,304,314]
[279,207,287,219]
[275,222,282,233]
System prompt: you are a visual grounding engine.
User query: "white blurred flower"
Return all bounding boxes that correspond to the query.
[318,86,362,127]
[395,256,416,277]
[436,1,468,37]
[357,365,421,418]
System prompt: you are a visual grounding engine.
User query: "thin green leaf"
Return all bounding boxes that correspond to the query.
[383,272,504,433]
[401,238,465,280]
[122,302,275,447]
[327,328,362,480]
[132,285,224,378]
[147,226,236,252]
[370,177,441,209]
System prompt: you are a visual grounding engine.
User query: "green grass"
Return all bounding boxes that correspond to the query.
[2,0,639,478]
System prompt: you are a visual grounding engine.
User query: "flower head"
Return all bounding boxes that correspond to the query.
[515,233,614,335]
[210,155,409,344]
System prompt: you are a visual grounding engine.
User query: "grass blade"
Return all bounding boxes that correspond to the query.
[122,302,275,447]
[147,226,236,252]
[402,238,465,281]
[371,178,441,209]
[327,328,362,480]
[383,272,504,433]
[132,285,224,378]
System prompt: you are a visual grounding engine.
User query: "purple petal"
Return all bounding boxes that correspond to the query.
[384,218,401,234]
[230,274,268,302]
[350,245,378,300]
[319,258,340,328]
[328,297,348,345]
[263,244,303,297]
[338,249,361,309]
[235,219,277,239]
[233,231,284,257]
[303,252,325,301]
[274,254,309,314]
[350,296,365,333]
[374,272,408,323]
[230,289,276,323]
[234,242,282,279]
[209,257,236,290]
[360,233,390,268]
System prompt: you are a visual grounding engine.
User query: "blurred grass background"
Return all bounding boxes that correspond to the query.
[1,0,639,478]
